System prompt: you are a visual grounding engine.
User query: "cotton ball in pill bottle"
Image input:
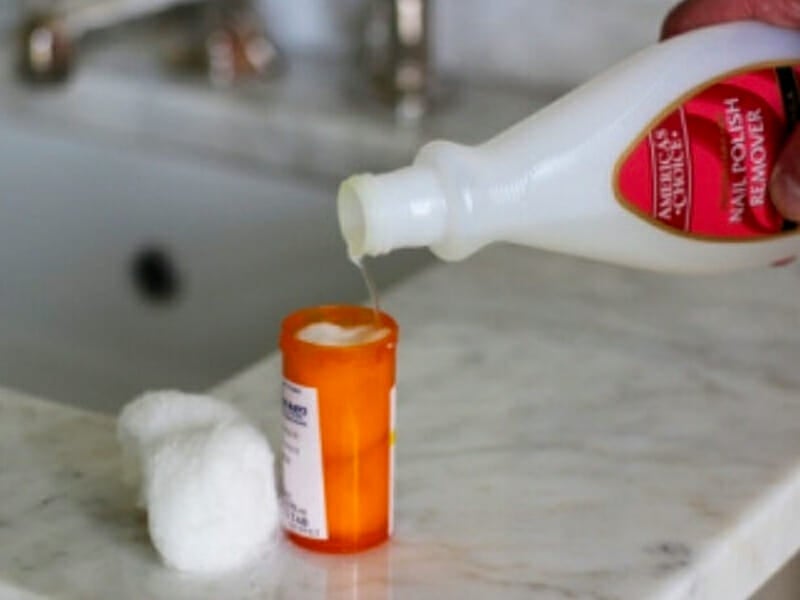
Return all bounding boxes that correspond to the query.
[117,391,241,499]
[143,420,279,574]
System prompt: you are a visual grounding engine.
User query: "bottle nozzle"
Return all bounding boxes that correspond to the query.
[338,179,369,261]
[337,166,447,260]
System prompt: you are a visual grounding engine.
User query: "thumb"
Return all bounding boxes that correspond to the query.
[662,0,800,39]
[771,128,800,222]
[661,0,757,39]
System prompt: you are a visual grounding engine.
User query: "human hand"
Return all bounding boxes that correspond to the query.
[662,0,800,221]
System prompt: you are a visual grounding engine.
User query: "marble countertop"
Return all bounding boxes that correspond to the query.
[4,247,800,599]
[0,34,557,185]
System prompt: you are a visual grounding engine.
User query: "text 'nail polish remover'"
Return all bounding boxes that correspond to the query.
[339,22,800,273]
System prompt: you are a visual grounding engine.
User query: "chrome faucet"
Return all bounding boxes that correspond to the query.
[361,0,436,120]
[18,0,280,85]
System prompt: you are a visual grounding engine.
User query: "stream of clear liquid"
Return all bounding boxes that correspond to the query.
[352,257,380,322]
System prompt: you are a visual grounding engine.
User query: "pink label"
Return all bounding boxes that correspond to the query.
[616,66,798,239]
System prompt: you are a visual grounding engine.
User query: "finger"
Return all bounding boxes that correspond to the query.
[661,0,800,39]
[771,128,800,221]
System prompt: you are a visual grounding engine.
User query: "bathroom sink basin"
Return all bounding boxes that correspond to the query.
[0,118,429,412]
[0,30,548,416]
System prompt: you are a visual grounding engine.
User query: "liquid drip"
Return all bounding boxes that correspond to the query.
[352,256,380,322]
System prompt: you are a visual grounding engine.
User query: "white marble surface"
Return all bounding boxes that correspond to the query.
[4,247,800,598]
[0,35,556,185]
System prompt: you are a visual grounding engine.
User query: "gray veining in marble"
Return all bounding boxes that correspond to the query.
[4,247,800,598]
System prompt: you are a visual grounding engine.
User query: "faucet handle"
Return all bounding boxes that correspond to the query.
[16,0,280,86]
[165,0,281,86]
[204,0,281,87]
[362,0,433,120]
[18,14,74,83]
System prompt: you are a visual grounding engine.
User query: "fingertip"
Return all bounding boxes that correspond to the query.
[660,0,708,40]
[771,162,800,222]
[660,4,688,39]
[660,0,768,40]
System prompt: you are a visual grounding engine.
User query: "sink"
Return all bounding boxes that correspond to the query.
[0,24,556,415]
[0,117,429,412]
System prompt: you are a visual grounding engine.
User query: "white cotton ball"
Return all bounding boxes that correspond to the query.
[116,391,280,573]
[118,390,242,447]
[143,420,280,574]
[117,391,241,497]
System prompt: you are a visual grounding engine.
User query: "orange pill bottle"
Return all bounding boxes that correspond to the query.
[279,305,398,553]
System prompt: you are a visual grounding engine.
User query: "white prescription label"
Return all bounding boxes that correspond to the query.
[281,379,328,540]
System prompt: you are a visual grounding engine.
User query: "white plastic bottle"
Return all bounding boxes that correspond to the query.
[338,22,800,273]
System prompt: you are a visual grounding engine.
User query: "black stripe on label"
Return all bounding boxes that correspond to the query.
[776,67,800,231]
[777,66,800,134]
